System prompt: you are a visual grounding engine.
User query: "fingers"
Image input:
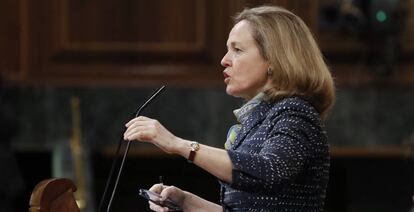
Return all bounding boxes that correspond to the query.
[149,201,169,212]
[149,183,164,194]
[125,116,151,127]
[148,184,169,212]
[123,116,158,141]
[123,116,176,154]
[123,125,151,141]
[159,186,177,201]
[147,184,184,212]
[149,184,173,201]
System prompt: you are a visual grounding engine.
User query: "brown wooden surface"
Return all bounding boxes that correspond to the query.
[1,0,232,86]
[29,178,80,212]
[2,0,414,86]
[0,0,21,80]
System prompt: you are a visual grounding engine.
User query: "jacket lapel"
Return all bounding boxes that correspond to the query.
[231,101,271,150]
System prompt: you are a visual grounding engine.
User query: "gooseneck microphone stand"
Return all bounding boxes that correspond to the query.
[98,86,166,212]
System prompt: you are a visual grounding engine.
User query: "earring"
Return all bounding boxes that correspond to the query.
[267,67,273,76]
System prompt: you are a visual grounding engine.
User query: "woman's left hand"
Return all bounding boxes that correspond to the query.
[148,184,187,212]
[123,116,181,154]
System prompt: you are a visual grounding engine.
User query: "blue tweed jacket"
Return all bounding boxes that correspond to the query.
[220,97,329,211]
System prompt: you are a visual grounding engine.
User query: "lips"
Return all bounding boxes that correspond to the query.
[223,72,230,84]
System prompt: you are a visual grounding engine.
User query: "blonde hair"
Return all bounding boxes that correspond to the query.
[234,6,335,120]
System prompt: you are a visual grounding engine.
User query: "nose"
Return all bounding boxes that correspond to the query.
[221,51,231,67]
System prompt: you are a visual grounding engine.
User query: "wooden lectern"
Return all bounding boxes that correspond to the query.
[29,178,80,212]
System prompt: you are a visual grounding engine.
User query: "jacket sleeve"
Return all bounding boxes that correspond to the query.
[227,112,320,192]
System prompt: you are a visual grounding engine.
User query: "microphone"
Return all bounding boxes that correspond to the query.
[98,86,166,212]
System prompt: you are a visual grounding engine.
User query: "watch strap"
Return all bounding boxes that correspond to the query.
[188,150,196,163]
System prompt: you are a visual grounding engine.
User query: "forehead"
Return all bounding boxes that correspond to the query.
[227,20,255,45]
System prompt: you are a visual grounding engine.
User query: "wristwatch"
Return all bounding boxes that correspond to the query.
[188,141,200,163]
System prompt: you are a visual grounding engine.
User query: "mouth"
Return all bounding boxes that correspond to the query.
[223,72,230,84]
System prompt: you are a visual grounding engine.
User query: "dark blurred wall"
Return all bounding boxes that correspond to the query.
[0,84,24,212]
[7,86,241,150]
[3,86,414,150]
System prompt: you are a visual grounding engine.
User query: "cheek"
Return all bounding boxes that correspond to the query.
[232,61,251,79]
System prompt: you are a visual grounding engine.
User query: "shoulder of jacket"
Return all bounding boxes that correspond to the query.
[264,97,320,123]
[270,97,314,113]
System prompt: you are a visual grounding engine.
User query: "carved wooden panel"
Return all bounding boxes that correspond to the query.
[3,0,239,86]
[60,0,205,53]
[3,0,414,86]
[0,0,321,86]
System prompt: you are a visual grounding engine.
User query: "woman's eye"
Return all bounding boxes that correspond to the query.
[234,48,242,53]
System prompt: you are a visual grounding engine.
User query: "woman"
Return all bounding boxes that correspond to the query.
[124,5,335,211]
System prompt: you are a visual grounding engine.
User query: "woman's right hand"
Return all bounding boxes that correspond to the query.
[148,184,186,212]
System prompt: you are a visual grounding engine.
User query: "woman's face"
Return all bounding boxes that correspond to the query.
[221,20,270,100]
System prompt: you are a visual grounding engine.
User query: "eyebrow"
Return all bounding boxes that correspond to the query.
[227,41,243,48]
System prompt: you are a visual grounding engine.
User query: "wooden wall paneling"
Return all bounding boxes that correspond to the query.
[18,0,237,86]
[7,0,414,86]
[59,0,205,53]
[285,0,318,30]
[401,0,414,54]
[0,0,23,82]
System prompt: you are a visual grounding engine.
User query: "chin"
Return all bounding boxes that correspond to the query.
[225,87,236,97]
[225,87,243,99]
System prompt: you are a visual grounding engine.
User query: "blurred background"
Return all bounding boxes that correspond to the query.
[1,0,414,211]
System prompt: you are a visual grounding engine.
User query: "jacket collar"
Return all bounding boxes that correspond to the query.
[233,92,266,124]
[230,101,272,150]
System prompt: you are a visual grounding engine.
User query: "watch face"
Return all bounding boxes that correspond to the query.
[190,142,199,151]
